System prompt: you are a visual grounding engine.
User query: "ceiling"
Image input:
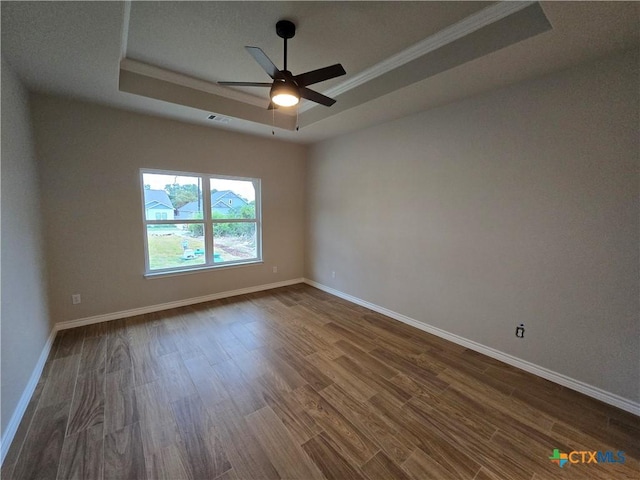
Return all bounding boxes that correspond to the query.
[2,1,638,144]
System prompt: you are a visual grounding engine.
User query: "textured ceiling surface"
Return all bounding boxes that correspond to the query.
[2,1,638,143]
[126,1,490,94]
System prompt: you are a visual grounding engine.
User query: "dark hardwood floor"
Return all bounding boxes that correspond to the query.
[2,284,638,479]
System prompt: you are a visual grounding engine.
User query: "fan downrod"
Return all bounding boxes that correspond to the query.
[276,20,296,39]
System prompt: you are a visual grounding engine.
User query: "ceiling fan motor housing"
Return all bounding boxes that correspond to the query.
[270,77,300,107]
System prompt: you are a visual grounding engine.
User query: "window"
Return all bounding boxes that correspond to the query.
[141,169,261,275]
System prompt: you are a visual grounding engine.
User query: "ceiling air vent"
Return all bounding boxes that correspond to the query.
[206,114,230,124]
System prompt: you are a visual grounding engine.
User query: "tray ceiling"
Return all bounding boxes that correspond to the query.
[2,1,638,143]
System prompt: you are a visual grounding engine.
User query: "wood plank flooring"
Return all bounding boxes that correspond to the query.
[2,284,639,479]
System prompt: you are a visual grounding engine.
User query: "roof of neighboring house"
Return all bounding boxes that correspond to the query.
[177,201,201,214]
[212,190,247,207]
[144,189,174,209]
[177,191,247,214]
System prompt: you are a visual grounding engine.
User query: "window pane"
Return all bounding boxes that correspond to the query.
[143,173,203,221]
[147,224,205,270]
[213,223,257,263]
[210,178,256,220]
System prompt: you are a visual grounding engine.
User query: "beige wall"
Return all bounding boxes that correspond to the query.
[31,95,307,323]
[3,46,637,437]
[306,50,639,403]
[1,59,52,435]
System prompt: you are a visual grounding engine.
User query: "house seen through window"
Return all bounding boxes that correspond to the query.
[141,169,261,274]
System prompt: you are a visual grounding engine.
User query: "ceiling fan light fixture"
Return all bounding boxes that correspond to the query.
[272,92,299,107]
[270,82,299,107]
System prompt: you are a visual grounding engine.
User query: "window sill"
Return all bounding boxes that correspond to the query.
[144,260,263,279]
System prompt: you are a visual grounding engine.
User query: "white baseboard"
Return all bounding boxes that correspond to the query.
[304,279,640,416]
[0,328,57,465]
[56,278,305,331]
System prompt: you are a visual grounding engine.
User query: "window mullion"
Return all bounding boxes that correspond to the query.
[146,220,201,225]
[202,177,213,265]
[255,178,262,267]
[211,218,257,224]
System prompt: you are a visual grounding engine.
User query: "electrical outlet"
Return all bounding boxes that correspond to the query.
[272,266,278,273]
[71,294,81,305]
[331,271,336,279]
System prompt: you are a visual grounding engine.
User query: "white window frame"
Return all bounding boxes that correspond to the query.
[141,168,262,276]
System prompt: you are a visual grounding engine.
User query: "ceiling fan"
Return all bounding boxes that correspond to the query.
[219,20,346,109]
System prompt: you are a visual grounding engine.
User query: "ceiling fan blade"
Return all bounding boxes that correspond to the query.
[299,87,336,107]
[218,81,273,87]
[294,64,346,87]
[245,46,282,79]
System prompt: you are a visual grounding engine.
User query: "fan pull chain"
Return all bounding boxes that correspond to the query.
[272,107,275,135]
[296,104,299,131]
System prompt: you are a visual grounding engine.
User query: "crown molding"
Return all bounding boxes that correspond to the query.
[120,0,131,60]
[300,1,538,113]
